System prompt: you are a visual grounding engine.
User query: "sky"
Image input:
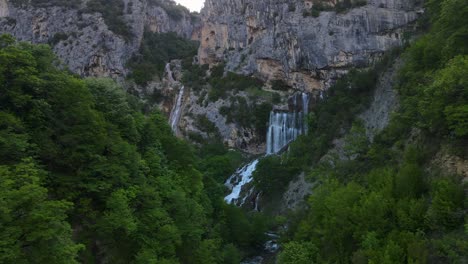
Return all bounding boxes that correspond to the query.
[174,0,205,12]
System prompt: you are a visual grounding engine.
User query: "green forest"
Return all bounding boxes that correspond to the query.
[271,0,467,262]
[0,35,273,263]
[0,0,467,263]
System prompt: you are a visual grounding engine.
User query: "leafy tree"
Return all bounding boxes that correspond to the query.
[0,159,83,263]
[253,155,299,200]
[425,178,464,230]
[0,36,262,263]
[278,241,318,264]
[0,112,30,163]
[127,32,199,85]
[344,120,369,159]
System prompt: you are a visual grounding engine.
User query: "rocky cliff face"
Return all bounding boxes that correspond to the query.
[0,0,424,154]
[198,0,422,92]
[0,0,199,78]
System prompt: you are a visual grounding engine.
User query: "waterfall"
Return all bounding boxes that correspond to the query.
[224,92,310,206]
[266,93,310,155]
[224,159,259,204]
[169,86,185,133]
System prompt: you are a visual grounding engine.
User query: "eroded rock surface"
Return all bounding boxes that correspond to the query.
[0,0,199,78]
[199,0,422,91]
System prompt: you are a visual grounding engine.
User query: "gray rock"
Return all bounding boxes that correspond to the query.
[280,172,315,213]
[0,0,199,78]
[180,89,266,153]
[198,0,421,92]
[359,58,402,141]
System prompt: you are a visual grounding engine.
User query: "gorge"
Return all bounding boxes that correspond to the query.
[225,92,312,207]
[0,0,466,263]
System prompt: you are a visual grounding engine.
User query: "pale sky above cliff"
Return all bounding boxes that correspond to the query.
[174,0,204,12]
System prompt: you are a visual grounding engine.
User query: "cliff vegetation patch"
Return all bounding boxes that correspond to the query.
[127,31,199,85]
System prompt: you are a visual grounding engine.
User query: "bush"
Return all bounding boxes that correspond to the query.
[48,32,69,45]
[127,31,199,85]
[208,71,263,102]
[182,64,208,91]
[218,98,271,138]
[86,0,132,39]
[195,114,220,138]
[280,1,468,262]
[288,3,296,12]
[253,155,299,200]
[271,79,291,91]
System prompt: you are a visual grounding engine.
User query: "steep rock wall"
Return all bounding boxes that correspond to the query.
[0,0,200,78]
[198,0,422,92]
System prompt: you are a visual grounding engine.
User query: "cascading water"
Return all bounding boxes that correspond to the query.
[224,159,259,205]
[224,92,310,206]
[169,86,185,133]
[224,92,310,263]
[266,93,310,154]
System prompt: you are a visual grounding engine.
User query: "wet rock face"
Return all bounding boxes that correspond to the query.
[0,0,200,78]
[198,0,421,92]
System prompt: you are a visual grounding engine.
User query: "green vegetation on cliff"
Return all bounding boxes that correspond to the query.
[0,35,267,263]
[128,31,199,85]
[1,0,467,263]
[275,0,467,262]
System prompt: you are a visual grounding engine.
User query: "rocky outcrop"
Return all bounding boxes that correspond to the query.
[0,0,199,78]
[280,173,315,213]
[198,0,422,92]
[179,90,267,153]
[359,58,401,141]
[431,146,468,181]
[0,0,422,154]
[279,56,402,213]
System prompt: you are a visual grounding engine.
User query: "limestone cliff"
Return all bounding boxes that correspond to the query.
[198,0,422,92]
[0,0,424,154]
[0,0,200,78]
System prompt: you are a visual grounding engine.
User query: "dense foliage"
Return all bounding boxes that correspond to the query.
[0,35,269,263]
[275,0,467,262]
[128,32,199,85]
[86,0,131,39]
[1,0,467,262]
[10,0,132,39]
[252,49,397,201]
[207,66,264,102]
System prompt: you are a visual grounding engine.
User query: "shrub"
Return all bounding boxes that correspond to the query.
[208,71,263,102]
[270,79,291,91]
[288,3,296,12]
[195,114,220,138]
[86,0,132,39]
[127,31,199,85]
[182,64,208,91]
[48,32,69,45]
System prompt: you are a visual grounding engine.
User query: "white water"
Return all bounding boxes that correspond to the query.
[224,159,259,204]
[224,93,310,206]
[266,93,310,154]
[169,86,185,133]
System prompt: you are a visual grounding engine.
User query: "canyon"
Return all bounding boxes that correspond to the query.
[0,0,423,153]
